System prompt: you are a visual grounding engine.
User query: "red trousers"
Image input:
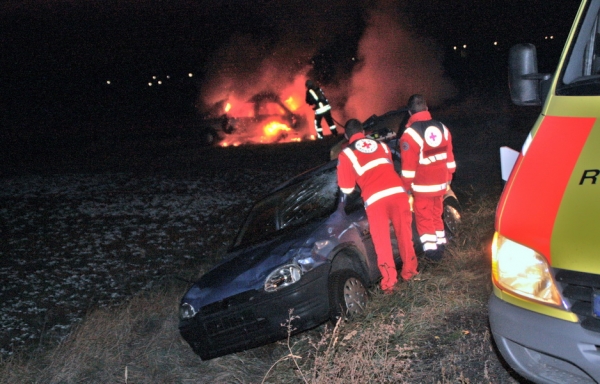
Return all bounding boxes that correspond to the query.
[365,194,418,291]
[413,194,445,252]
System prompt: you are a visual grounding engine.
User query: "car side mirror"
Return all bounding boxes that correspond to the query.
[508,44,552,106]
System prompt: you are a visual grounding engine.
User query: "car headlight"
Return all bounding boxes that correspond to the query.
[179,302,197,320]
[264,264,302,292]
[491,232,564,308]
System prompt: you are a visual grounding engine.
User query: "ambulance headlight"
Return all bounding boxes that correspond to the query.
[491,232,564,308]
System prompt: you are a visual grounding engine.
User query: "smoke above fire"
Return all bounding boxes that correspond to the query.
[197,0,456,145]
[343,1,457,119]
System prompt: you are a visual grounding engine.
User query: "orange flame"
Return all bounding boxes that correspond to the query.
[284,96,300,111]
[263,121,291,138]
[224,102,231,113]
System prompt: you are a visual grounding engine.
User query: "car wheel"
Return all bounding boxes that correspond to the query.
[443,194,461,239]
[328,269,369,322]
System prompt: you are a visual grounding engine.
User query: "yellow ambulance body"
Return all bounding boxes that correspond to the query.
[489,1,600,382]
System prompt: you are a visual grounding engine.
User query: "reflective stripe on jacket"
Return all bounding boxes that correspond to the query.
[337,133,406,206]
[400,112,455,196]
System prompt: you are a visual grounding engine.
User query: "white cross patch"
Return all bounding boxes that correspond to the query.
[424,126,443,147]
[355,139,378,153]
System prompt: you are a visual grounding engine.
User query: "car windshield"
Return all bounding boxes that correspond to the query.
[557,0,600,95]
[232,168,339,248]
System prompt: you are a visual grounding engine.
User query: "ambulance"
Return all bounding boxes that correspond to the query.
[489,0,600,382]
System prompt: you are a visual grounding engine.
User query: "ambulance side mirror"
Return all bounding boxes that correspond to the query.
[508,44,552,106]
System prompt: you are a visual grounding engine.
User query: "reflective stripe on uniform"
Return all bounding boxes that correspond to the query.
[436,230,447,244]
[420,152,448,165]
[412,183,447,193]
[315,104,331,114]
[404,128,424,147]
[341,187,355,194]
[313,120,323,132]
[405,126,449,165]
[364,186,405,208]
[447,161,456,169]
[342,147,392,176]
[420,233,437,243]
[402,170,416,178]
[423,242,438,251]
[420,233,438,251]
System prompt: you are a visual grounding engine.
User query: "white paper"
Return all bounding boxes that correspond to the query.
[500,146,520,181]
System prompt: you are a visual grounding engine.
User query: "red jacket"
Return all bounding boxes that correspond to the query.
[399,111,456,196]
[337,132,406,207]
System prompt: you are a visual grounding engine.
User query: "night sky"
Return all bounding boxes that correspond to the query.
[0,0,582,130]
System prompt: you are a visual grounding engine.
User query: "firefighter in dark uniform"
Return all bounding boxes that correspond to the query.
[399,94,456,261]
[337,119,418,292]
[305,79,338,139]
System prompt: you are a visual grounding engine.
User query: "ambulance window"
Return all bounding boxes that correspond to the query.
[558,0,600,95]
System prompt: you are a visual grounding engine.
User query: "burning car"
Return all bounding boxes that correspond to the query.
[178,134,461,360]
[195,92,310,146]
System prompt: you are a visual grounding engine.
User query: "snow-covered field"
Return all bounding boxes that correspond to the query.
[0,100,531,359]
[0,137,330,358]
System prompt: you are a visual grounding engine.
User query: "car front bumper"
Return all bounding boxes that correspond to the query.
[179,264,330,360]
[488,294,600,384]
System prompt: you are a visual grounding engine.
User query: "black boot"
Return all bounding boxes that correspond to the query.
[423,249,443,262]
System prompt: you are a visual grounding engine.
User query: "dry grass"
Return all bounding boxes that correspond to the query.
[0,191,521,384]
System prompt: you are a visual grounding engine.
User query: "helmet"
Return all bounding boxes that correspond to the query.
[305,79,315,89]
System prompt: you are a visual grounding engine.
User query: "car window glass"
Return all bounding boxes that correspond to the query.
[558,1,600,95]
[232,191,281,248]
[232,168,338,248]
[280,172,338,229]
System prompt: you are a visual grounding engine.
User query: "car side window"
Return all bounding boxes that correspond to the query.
[280,172,338,229]
[558,2,600,94]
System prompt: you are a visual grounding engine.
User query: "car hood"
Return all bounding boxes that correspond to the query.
[182,220,328,309]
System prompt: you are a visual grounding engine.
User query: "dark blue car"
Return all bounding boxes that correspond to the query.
[179,149,461,360]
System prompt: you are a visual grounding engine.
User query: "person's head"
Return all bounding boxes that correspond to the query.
[407,94,427,115]
[305,79,315,89]
[344,118,364,140]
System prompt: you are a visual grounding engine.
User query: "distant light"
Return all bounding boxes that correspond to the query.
[453,46,457,50]
[188,73,194,77]
[463,44,467,49]
[106,80,111,85]
[158,80,162,85]
[152,76,157,80]
[166,75,170,79]
[148,82,153,86]
[494,41,498,46]
[550,35,554,39]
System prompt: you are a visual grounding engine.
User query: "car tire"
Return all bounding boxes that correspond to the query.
[443,194,461,240]
[328,269,369,323]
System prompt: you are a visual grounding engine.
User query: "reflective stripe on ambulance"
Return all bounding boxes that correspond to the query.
[496,115,597,271]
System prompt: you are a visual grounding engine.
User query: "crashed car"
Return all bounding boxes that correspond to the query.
[195,92,308,145]
[179,139,461,360]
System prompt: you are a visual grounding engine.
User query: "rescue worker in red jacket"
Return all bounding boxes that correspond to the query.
[399,94,456,261]
[337,119,418,292]
[305,79,338,139]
